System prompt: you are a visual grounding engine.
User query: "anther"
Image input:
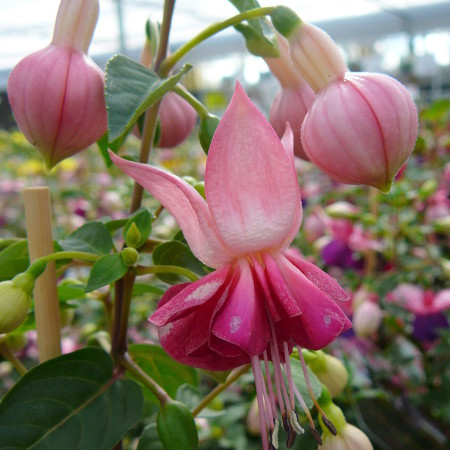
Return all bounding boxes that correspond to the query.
[269,419,280,449]
[321,415,337,435]
[310,426,323,445]
[282,411,291,433]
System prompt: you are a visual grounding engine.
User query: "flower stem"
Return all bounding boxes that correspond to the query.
[29,250,100,273]
[191,364,251,417]
[159,7,275,76]
[173,85,210,118]
[0,341,27,375]
[116,351,171,405]
[135,264,199,281]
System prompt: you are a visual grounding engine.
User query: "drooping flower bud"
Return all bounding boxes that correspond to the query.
[273,13,418,192]
[7,0,107,169]
[0,272,34,334]
[157,92,197,149]
[353,299,383,338]
[265,34,315,160]
[305,350,349,397]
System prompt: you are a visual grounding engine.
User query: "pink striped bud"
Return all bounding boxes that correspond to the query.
[276,18,418,192]
[157,92,197,149]
[7,0,107,168]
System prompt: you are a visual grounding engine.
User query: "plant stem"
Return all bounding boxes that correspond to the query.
[191,364,251,417]
[159,7,275,76]
[154,0,176,73]
[0,342,27,375]
[173,85,210,118]
[117,352,171,405]
[29,250,100,271]
[135,264,199,281]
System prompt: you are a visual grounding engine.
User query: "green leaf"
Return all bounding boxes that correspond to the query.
[0,240,29,281]
[85,254,128,292]
[60,222,113,256]
[105,55,192,147]
[123,208,153,249]
[132,283,165,296]
[229,0,278,57]
[289,356,322,411]
[0,347,144,450]
[201,369,231,384]
[157,400,198,450]
[137,423,165,450]
[57,280,87,301]
[153,240,209,284]
[128,344,198,404]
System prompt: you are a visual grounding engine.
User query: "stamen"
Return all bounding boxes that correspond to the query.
[283,341,296,410]
[269,418,280,449]
[297,346,337,435]
[251,355,270,450]
[292,382,322,444]
[289,409,304,435]
[263,350,278,417]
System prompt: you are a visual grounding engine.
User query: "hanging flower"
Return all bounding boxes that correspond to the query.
[111,83,351,449]
[265,35,315,160]
[272,12,418,192]
[7,0,107,168]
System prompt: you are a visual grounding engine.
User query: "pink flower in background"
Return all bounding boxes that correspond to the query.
[7,0,107,168]
[281,22,418,192]
[111,83,351,449]
[265,35,315,160]
[387,284,450,341]
[157,92,197,148]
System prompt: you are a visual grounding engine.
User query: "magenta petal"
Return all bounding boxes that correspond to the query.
[284,250,349,302]
[212,259,271,356]
[150,265,232,326]
[205,82,302,256]
[110,152,231,268]
[265,253,352,350]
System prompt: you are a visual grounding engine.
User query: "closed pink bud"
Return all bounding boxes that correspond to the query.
[266,34,315,160]
[353,300,383,337]
[7,0,107,168]
[157,92,197,148]
[286,23,418,192]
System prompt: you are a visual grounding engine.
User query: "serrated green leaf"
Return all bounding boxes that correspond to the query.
[124,208,153,249]
[0,347,144,450]
[153,240,209,284]
[85,254,128,292]
[128,344,198,404]
[60,222,113,256]
[105,55,192,147]
[0,240,29,281]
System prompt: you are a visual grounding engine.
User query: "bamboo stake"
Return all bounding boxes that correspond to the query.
[23,186,61,361]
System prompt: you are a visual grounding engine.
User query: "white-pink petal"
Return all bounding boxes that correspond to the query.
[109,152,231,268]
[205,82,302,256]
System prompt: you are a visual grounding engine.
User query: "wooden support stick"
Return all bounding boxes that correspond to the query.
[23,186,61,361]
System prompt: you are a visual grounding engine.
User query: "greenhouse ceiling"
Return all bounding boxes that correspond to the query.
[1,0,449,75]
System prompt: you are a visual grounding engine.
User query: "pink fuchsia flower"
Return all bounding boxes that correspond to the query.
[387,284,450,341]
[157,92,197,148]
[274,16,418,192]
[111,83,351,449]
[7,0,107,169]
[265,35,315,160]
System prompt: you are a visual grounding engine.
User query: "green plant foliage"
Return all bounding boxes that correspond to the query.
[0,240,29,281]
[0,348,144,450]
[85,254,128,292]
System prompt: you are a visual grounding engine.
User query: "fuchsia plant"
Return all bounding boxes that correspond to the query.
[7,0,107,168]
[111,83,352,448]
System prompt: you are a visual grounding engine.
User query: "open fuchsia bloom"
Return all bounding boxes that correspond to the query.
[265,35,315,160]
[7,0,107,169]
[111,83,351,449]
[275,17,418,192]
[157,92,197,148]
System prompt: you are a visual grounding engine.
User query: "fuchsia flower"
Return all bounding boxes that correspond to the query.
[265,35,315,160]
[387,284,450,342]
[7,0,107,168]
[276,20,418,192]
[157,92,197,148]
[111,83,351,449]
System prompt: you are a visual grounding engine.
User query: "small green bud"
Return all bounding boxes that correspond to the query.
[271,6,302,39]
[157,400,199,450]
[318,398,347,436]
[124,222,141,249]
[0,275,33,334]
[309,352,349,397]
[121,247,139,267]
[199,114,220,154]
[325,202,360,220]
[4,333,28,352]
[193,181,205,199]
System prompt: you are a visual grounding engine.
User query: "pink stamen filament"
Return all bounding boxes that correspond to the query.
[263,350,278,418]
[251,355,270,450]
[283,341,296,410]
